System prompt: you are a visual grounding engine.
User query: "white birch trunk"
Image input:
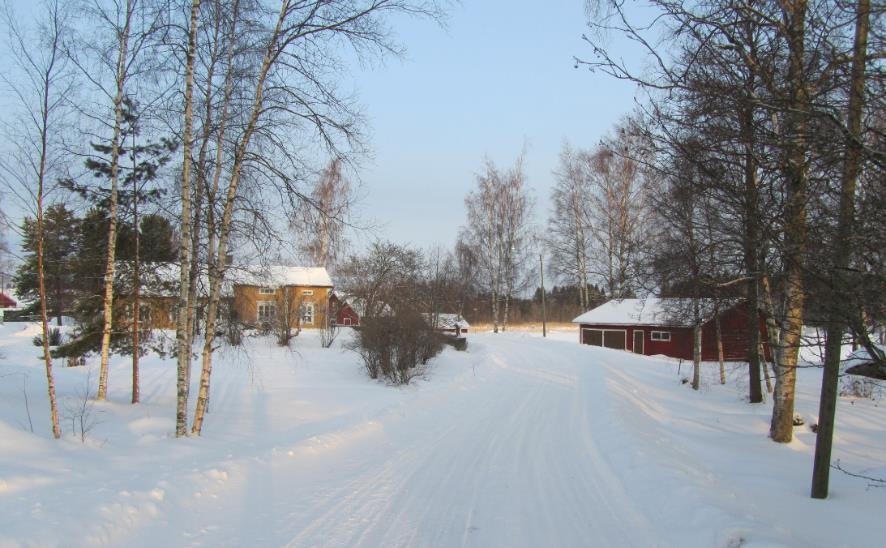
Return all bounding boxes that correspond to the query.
[175,0,201,437]
[97,0,134,401]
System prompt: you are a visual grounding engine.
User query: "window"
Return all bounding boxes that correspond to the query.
[343,317,351,326]
[257,300,276,321]
[301,302,315,325]
[651,331,671,341]
[302,289,314,296]
[138,304,152,324]
[259,287,275,295]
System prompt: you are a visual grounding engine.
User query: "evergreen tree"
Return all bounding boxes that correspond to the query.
[14,205,79,325]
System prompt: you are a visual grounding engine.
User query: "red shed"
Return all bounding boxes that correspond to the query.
[329,293,360,327]
[336,302,360,326]
[0,292,17,308]
[572,298,769,362]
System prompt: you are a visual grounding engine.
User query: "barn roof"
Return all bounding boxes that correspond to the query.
[572,298,723,327]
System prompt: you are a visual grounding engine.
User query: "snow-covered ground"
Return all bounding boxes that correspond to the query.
[1,322,883,547]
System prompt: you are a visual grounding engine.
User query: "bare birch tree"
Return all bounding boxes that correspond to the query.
[0,0,73,438]
[548,143,593,310]
[189,0,444,436]
[65,0,168,401]
[584,121,652,299]
[294,157,355,268]
[461,155,531,332]
[175,0,201,437]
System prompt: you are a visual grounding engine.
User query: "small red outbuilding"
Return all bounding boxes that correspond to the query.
[0,292,17,308]
[572,298,769,362]
[330,292,361,327]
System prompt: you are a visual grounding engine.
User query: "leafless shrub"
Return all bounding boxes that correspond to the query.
[350,312,443,385]
[320,306,339,349]
[2,373,35,433]
[62,368,102,443]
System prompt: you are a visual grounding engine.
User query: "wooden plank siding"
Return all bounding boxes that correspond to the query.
[119,296,179,330]
[234,285,331,328]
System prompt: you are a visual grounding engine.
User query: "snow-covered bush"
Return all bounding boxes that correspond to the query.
[349,311,443,385]
[840,375,883,401]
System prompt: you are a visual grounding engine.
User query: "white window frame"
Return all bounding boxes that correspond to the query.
[302,289,314,296]
[301,302,315,325]
[258,286,275,295]
[651,330,671,341]
[257,300,276,321]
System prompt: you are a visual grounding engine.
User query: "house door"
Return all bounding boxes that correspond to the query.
[633,330,644,354]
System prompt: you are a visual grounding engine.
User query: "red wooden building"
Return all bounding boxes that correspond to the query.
[572,298,769,361]
[0,292,17,308]
[330,292,361,327]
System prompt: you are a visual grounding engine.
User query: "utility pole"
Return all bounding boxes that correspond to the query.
[540,252,547,338]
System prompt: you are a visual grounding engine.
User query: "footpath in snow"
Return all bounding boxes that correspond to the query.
[0,324,884,547]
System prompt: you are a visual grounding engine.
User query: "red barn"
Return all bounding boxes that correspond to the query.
[330,292,361,327]
[0,292,16,308]
[572,298,769,361]
[336,302,360,326]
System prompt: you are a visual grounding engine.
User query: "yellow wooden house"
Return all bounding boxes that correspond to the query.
[228,266,333,329]
[123,264,333,330]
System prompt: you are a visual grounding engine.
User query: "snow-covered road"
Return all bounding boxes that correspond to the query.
[130,335,663,547]
[278,336,659,547]
[2,327,884,547]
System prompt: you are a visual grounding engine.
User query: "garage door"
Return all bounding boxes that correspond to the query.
[603,330,626,350]
[582,329,603,346]
[582,328,626,350]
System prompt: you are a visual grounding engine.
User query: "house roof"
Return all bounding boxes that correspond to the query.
[424,313,470,329]
[572,298,723,327]
[116,263,332,297]
[228,266,333,288]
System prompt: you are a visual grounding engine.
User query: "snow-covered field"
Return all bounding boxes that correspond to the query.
[1,322,883,547]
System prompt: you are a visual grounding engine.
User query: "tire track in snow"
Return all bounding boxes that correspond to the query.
[280,334,661,547]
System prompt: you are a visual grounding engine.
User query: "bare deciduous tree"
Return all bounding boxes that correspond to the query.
[294,157,355,269]
[461,155,532,332]
[0,0,74,439]
[188,0,445,436]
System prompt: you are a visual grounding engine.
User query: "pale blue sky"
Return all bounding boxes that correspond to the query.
[2,0,644,259]
[350,1,640,250]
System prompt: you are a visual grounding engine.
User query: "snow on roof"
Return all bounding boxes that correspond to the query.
[423,313,470,329]
[115,263,332,297]
[572,298,722,327]
[227,266,333,288]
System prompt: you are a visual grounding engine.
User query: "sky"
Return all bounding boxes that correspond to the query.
[345,1,640,251]
[1,0,644,262]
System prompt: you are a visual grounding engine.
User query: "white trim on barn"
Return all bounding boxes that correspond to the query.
[632,329,644,354]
